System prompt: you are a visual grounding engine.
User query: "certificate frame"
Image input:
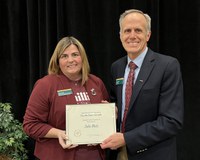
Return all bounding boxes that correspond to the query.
[66,103,116,145]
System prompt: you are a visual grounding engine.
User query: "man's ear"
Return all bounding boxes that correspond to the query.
[146,31,151,42]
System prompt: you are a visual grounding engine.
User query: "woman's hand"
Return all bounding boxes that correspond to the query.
[101,100,118,119]
[44,128,78,149]
[58,131,78,149]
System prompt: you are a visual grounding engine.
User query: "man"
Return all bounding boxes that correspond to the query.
[101,9,184,160]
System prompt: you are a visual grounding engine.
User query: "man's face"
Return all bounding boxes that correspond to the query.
[120,12,151,59]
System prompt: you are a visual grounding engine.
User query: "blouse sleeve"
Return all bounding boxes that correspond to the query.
[23,77,53,140]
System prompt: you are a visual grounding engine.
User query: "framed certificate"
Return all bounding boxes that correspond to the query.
[66,103,116,145]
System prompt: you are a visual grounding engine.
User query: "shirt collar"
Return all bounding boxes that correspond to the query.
[127,47,148,69]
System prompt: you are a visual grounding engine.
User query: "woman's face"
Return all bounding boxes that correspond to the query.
[59,44,82,80]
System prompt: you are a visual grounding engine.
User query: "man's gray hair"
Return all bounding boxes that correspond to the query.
[119,9,151,33]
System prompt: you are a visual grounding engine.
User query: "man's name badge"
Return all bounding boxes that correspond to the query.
[116,78,124,85]
[57,89,72,96]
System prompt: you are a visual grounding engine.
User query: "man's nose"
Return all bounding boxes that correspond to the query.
[129,31,136,38]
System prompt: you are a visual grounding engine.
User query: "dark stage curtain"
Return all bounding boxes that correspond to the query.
[1,0,200,159]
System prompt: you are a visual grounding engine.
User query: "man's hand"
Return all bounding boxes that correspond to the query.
[100,132,125,150]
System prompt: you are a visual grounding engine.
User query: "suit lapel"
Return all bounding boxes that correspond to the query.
[128,49,156,111]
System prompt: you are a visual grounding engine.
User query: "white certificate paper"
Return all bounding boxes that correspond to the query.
[66,103,116,145]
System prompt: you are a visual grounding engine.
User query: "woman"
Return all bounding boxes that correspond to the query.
[23,36,109,160]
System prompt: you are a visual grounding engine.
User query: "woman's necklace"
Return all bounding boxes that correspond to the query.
[74,81,79,86]
[67,75,81,86]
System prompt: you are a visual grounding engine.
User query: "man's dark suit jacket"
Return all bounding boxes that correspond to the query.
[110,48,184,160]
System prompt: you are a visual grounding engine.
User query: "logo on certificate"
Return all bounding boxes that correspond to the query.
[74,130,81,137]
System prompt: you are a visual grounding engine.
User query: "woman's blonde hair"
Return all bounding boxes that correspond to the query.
[48,36,90,85]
